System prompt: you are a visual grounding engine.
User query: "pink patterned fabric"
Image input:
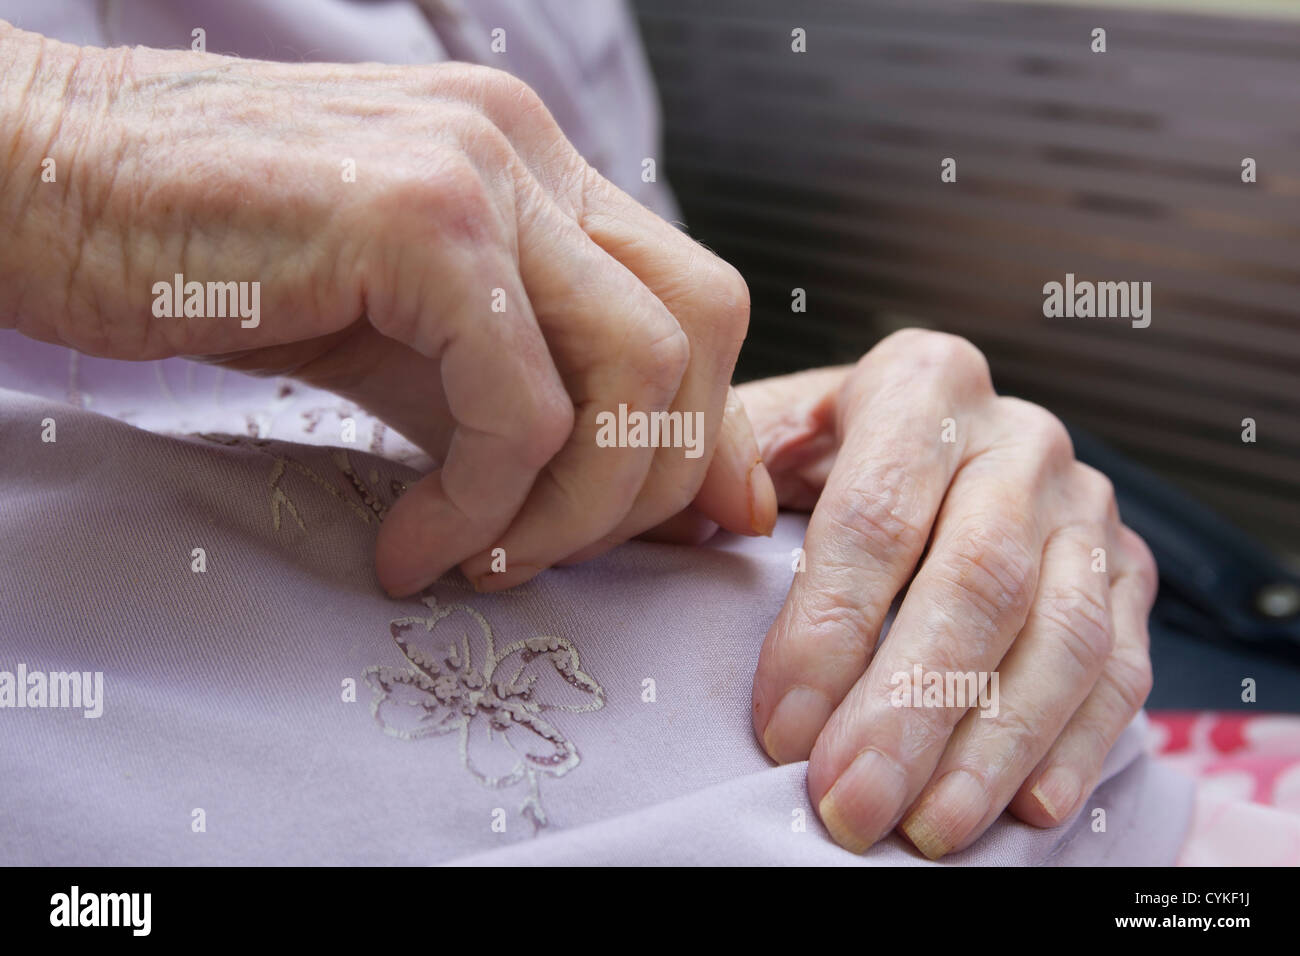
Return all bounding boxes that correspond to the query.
[1150,712,1300,866]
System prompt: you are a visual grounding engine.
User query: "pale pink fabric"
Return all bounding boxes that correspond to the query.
[0,334,1194,866]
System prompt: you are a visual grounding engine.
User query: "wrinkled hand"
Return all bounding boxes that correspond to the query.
[739,331,1157,858]
[0,25,774,596]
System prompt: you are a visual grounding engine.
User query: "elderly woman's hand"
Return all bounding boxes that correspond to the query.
[0,22,773,597]
[735,331,1157,858]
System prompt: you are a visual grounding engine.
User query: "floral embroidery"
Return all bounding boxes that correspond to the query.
[192,432,593,827]
[364,596,604,832]
[195,435,408,531]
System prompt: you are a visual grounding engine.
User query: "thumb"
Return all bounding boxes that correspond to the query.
[687,387,778,537]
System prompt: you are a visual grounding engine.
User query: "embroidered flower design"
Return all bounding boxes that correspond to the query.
[364,596,604,831]
[195,435,407,531]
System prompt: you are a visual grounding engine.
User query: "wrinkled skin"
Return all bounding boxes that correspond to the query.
[732,331,1157,858]
[0,24,775,599]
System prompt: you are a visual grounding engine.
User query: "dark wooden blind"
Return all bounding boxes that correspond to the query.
[633,0,1300,557]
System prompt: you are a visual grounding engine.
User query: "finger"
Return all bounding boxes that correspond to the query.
[373,244,572,597]
[674,388,777,538]
[436,75,759,540]
[897,510,1114,859]
[433,77,761,537]
[575,169,758,538]
[808,399,1073,853]
[637,507,720,545]
[457,209,689,591]
[1010,524,1157,827]
[752,332,994,766]
[559,387,776,566]
[736,367,848,513]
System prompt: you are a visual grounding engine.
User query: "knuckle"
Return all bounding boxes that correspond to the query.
[427,60,492,91]
[997,397,1074,463]
[672,251,750,374]
[460,65,568,165]
[1036,583,1114,671]
[432,64,558,156]
[909,705,967,754]
[441,62,533,107]
[710,259,751,346]
[883,330,993,395]
[638,452,708,521]
[823,481,931,568]
[399,154,500,243]
[792,595,879,668]
[480,65,546,117]
[633,324,692,401]
[546,463,627,523]
[935,521,1039,630]
[1072,464,1117,522]
[1120,526,1159,599]
[518,394,574,468]
[986,703,1047,768]
[1104,649,1154,714]
[456,108,519,167]
[1072,714,1120,771]
[662,474,706,518]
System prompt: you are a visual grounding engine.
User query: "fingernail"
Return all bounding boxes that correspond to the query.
[747,459,778,536]
[471,563,540,593]
[817,748,909,854]
[901,769,987,860]
[1030,765,1082,823]
[459,555,490,587]
[762,685,832,764]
